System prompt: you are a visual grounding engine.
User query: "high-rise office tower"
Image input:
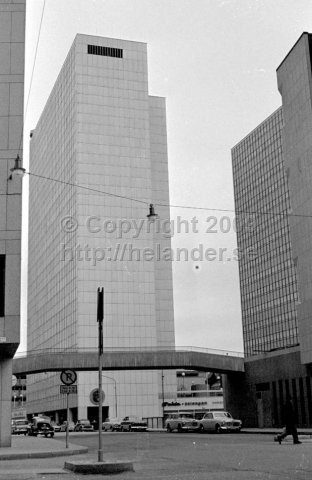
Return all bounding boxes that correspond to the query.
[277,32,312,366]
[232,108,299,357]
[0,0,25,446]
[27,34,175,423]
[228,33,312,428]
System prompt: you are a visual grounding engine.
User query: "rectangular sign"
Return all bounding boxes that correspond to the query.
[0,337,7,343]
[12,408,27,419]
[60,385,77,394]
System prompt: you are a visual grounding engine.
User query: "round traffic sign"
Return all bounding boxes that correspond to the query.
[60,369,77,386]
[90,388,105,405]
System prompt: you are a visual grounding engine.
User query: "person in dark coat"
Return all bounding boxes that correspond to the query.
[277,396,301,445]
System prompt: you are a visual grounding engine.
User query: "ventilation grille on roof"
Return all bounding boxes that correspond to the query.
[88,44,123,58]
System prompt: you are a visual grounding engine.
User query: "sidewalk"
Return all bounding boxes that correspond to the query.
[242,427,312,435]
[0,435,88,460]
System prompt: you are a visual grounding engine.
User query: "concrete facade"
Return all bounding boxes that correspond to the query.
[224,348,312,427]
[277,33,312,365]
[230,32,312,427]
[27,34,176,423]
[0,0,25,447]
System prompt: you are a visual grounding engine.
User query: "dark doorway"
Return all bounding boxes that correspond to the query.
[88,406,109,430]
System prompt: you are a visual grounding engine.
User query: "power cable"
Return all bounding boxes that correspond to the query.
[25,171,312,220]
[27,171,147,206]
[18,0,46,156]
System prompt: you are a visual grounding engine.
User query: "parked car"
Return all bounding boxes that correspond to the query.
[120,416,147,432]
[27,416,54,437]
[102,418,121,431]
[52,423,61,432]
[74,419,94,432]
[60,421,75,432]
[197,411,242,433]
[165,414,199,433]
[11,419,29,435]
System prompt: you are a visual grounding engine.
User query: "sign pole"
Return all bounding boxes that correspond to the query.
[97,287,104,462]
[60,369,77,450]
[161,370,165,428]
[66,392,69,448]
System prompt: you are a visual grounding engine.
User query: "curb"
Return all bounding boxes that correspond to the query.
[148,428,312,435]
[0,446,88,461]
[240,430,312,435]
[64,459,134,474]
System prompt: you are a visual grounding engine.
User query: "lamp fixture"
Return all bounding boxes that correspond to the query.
[146,203,158,222]
[9,155,26,179]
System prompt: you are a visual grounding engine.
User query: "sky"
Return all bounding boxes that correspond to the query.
[19,0,312,354]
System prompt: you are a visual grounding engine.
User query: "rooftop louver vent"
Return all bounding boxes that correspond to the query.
[87,44,123,58]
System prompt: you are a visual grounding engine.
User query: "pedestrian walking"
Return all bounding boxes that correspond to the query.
[276,396,301,445]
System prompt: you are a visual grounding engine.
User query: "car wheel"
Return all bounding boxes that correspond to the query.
[199,424,205,433]
[166,424,172,433]
[215,424,222,434]
[177,424,182,433]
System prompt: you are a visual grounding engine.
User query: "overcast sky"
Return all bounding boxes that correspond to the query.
[19,0,312,354]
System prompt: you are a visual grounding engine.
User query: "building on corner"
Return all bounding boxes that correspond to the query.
[0,0,25,447]
[27,34,176,426]
[226,32,312,428]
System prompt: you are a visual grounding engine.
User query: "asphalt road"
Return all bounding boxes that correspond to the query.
[1,431,312,480]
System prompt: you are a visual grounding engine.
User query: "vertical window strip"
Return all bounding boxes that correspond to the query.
[306,376,312,425]
[299,377,306,425]
[0,255,5,317]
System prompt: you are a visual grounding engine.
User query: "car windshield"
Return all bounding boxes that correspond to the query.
[195,413,205,420]
[214,412,232,418]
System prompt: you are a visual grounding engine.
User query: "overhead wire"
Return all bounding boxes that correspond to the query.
[17,0,46,156]
[25,171,311,220]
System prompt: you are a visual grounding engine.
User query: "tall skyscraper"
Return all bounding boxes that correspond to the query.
[0,0,25,446]
[232,108,299,357]
[227,33,312,428]
[27,34,175,423]
[277,32,312,366]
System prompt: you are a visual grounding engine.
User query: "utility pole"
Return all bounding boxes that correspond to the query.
[161,370,165,428]
[97,287,104,462]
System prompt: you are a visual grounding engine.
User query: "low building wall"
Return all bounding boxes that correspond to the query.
[224,348,312,427]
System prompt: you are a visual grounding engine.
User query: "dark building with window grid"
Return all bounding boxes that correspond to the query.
[232,107,299,357]
[224,33,312,428]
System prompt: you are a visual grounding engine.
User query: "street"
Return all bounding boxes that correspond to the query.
[1,431,311,480]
